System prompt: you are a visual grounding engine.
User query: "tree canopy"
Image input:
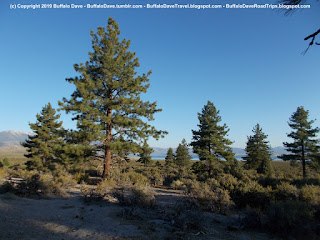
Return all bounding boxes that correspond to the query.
[281,106,320,178]
[165,147,175,166]
[21,103,65,171]
[243,124,274,175]
[59,18,167,177]
[137,141,153,166]
[175,139,191,167]
[190,101,235,164]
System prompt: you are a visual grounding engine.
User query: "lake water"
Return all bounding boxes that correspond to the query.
[131,155,281,161]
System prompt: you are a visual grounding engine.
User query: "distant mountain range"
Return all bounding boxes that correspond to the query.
[152,146,286,157]
[0,130,32,147]
[0,130,287,156]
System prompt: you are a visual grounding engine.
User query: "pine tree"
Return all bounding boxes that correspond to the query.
[137,141,153,167]
[243,124,274,175]
[61,129,96,169]
[21,103,65,171]
[175,139,191,167]
[113,135,132,162]
[281,106,320,178]
[165,147,175,166]
[257,157,274,175]
[190,101,236,167]
[59,18,167,178]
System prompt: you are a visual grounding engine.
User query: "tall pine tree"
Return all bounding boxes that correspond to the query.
[281,107,320,178]
[243,124,273,175]
[137,141,153,167]
[175,139,191,167]
[165,147,175,166]
[21,103,65,171]
[59,18,167,178]
[190,101,236,167]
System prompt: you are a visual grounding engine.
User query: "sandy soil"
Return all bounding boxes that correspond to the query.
[0,186,276,240]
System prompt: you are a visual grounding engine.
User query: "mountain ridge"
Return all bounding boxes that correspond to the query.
[0,130,32,147]
[0,130,287,155]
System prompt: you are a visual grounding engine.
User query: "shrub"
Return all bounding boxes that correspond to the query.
[136,167,163,186]
[73,171,89,184]
[124,171,149,186]
[274,182,299,201]
[192,161,210,181]
[265,201,313,238]
[25,174,45,195]
[163,172,179,186]
[171,179,185,190]
[211,188,234,214]
[96,179,116,195]
[2,158,10,167]
[0,172,62,196]
[39,173,64,196]
[231,180,272,209]
[177,166,196,180]
[80,185,107,202]
[258,176,281,189]
[50,165,76,189]
[217,174,239,191]
[206,177,219,189]
[104,167,150,187]
[27,173,71,196]
[224,160,243,179]
[2,167,74,196]
[182,178,200,194]
[104,168,125,185]
[155,161,162,169]
[131,186,156,208]
[293,177,320,188]
[113,185,156,208]
[187,181,234,214]
[6,169,34,179]
[300,185,320,205]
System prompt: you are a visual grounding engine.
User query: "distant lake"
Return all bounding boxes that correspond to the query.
[150,155,199,160]
[130,155,282,161]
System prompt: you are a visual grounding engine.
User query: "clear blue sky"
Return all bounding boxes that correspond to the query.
[0,0,319,148]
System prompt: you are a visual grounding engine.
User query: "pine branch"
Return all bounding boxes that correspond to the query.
[112,129,128,137]
[302,29,320,55]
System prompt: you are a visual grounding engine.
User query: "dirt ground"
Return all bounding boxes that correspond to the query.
[0,186,277,240]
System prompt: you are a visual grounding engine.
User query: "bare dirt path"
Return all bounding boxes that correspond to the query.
[0,192,143,240]
[0,187,276,240]
[153,186,185,207]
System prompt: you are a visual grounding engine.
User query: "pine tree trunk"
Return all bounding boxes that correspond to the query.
[209,169,213,177]
[102,108,113,179]
[302,143,306,179]
[103,146,112,178]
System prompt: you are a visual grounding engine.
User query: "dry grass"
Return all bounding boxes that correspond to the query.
[0,146,27,165]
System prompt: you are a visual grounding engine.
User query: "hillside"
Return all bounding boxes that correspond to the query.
[0,130,287,157]
[0,130,31,147]
[0,146,27,164]
[152,146,285,157]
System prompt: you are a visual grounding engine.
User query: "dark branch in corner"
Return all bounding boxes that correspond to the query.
[277,0,319,54]
[302,29,320,55]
